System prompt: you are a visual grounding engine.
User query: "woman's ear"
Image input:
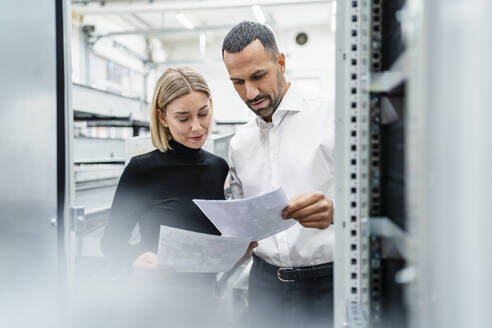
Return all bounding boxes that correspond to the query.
[157,109,168,127]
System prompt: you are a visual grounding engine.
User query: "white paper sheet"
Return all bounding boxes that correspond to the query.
[157,225,250,273]
[193,187,296,241]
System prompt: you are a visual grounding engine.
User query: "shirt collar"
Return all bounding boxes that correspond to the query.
[255,83,305,128]
[275,83,304,114]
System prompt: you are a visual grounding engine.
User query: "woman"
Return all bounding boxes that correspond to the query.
[100,66,254,327]
[102,67,226,275]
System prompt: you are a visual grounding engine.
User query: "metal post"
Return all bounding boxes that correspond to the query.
[407,0,492,327]
[335,0,372,326]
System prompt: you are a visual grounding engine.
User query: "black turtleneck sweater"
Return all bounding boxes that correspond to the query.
[101,139,229,267]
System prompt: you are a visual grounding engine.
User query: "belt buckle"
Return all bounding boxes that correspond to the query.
[277,267,295,282]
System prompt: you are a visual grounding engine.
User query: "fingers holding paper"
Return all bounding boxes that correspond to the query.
[281,191,334,230]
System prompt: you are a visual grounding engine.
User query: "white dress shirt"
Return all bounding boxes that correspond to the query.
[228,84,335,267]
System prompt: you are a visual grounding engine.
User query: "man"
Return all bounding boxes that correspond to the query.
[222,21,335,328]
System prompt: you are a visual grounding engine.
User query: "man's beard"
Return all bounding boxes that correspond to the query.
[246,72,285,120]
[247,94,277,118]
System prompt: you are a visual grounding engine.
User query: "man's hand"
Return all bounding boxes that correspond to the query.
[281,191,334,229]
[235,241,259,266]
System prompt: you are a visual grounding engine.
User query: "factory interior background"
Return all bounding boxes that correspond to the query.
[1,0,491,327]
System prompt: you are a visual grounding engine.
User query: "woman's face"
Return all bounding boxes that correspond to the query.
[158,91,211,149]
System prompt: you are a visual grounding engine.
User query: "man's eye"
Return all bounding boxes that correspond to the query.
[253,74,265,80]
[233,80,244,85]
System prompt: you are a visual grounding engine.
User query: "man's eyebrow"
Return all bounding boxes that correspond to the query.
[230,70,266,81]
[251,69,266,76]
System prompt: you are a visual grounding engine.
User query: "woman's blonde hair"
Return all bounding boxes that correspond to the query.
[150,66,212,152]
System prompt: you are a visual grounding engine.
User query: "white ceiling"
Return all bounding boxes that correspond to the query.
[73,0,334,43]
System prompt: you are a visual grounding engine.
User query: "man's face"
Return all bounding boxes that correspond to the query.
[223,40,287,122]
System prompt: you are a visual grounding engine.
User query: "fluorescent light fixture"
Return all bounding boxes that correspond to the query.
[200,32,206,57]
[252,5,266,24]
[176,12,194,29]
[332,1,337,15]
[331,15,336,32]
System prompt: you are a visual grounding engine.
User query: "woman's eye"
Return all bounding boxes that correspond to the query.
[178,118,188,122]
[199,112,208,117]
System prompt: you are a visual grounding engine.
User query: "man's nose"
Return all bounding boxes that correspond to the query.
[245,82,260,100]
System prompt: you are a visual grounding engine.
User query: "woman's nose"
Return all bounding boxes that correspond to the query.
[191,117,201,131]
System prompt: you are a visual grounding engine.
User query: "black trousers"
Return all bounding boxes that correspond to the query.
[246,255,334,328]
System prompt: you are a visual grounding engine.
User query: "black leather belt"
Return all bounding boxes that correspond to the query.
[253,254,333,283]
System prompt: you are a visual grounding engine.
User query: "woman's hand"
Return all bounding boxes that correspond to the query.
[132,252,158,273]
[235,241,259,266]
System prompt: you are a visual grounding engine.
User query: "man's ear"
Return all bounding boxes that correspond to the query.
[157,109,168,127]
[277,52,286,73]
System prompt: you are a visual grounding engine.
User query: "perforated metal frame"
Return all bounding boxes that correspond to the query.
[368,0,383,326]
[334,0,372,326]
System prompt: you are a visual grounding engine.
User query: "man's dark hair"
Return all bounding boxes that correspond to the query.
[222,21,279,59]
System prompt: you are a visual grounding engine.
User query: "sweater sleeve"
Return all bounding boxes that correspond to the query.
[101,157,150,267]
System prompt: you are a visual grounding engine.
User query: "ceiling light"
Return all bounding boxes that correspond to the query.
[252,5,266,24]
[176,12,194,29]
[200,32,207,57]
[332,1,337,15]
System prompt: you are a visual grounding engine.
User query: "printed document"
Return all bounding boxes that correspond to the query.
[193,187,295,241]
[157,226,250,273]
[157,187,295,272]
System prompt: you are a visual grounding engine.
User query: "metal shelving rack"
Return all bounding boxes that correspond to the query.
[336,1,492,327]
[335,0,408,327]
[335,0,372,326]
[71,83,150,259]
